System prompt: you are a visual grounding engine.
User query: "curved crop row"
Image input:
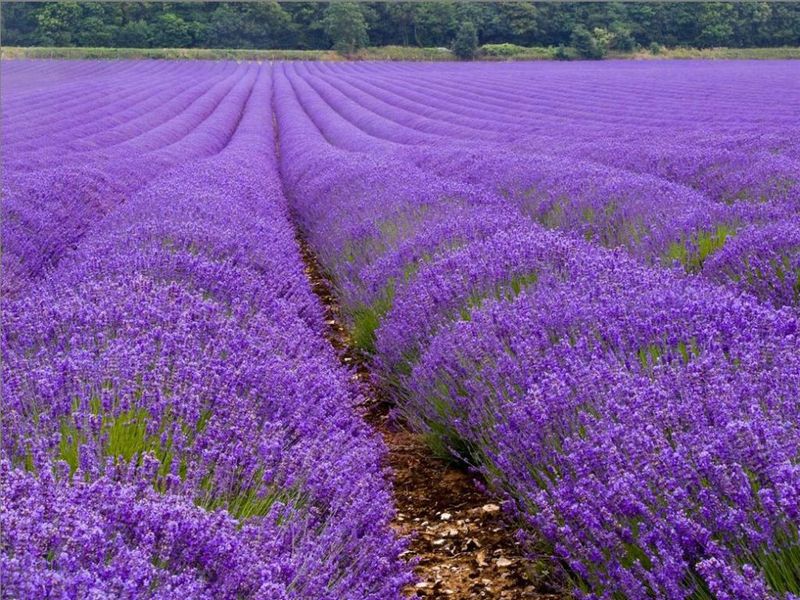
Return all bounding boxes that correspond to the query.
[1,62,411,599]
[2,64,257,297]
[284,62,800,309]
[276,63,800,599]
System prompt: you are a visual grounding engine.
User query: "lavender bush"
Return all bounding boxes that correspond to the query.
[4,57,798,599]
[281,60,800,307]
[275,60,800,598]
[1,62,411,598]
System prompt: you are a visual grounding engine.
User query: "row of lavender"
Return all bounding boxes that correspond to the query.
[2,60,248,296]
[1,62,410,598]
[285,61,800,310]
[275,62,800,599]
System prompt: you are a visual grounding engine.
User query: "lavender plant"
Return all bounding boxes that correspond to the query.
[5,56,798,599]
[274,61,800,598]
[1,62,411,598]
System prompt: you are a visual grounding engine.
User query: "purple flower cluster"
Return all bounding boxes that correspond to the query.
[5,56,798,599]
[407,251,800,598]
[2,463,293,599]
[275,60,800,598]
[704,218,800,308]
[2,60,253,296]
[2,62,411,598]
[280,60,800,308]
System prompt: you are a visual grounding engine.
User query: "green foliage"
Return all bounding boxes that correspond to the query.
[197,468,307,521]
[753,528,800,596]
[570,25,606,59]
[116,20,151,48]
[636,338,699,371]
[452,21,479,60]
[105,407,156,463]
[457,271,539,322]
[3,2,799,52]
[481,43,553,60]
[56,396,213,479]
[667,225,733,272]
[422,413,481,467]
[418,377,484,467]
[697,3,736,48]
[611,24,636,51]
[409,2,458,47]
[591,27,615,53]
[352,45,454,61]
[323,2,369,55]
[150,13,192,48]
[554,44,577,61]
[351,279,395,354]
[58,404,166,474]
[34,2,82,46]
[481,42,525,57]
[54,400,302,522]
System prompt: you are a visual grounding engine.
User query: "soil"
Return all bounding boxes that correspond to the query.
[297,236,566,600]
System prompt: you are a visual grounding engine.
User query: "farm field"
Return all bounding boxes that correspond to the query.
[2,59,800,599]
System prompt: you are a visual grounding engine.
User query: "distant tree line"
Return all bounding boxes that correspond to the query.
[2,2,799,54]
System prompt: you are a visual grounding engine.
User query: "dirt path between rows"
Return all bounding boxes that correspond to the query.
[296,235,565,599]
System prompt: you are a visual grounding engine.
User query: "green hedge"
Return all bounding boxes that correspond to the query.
[3,45,799,62]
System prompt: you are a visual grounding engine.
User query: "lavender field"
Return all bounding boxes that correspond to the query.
[2,59,799,599]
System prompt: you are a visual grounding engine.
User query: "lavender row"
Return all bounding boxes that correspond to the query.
[307,61,800,158]
[2,64,249,168]
[297,61,800,191]
[1,61,234,152]
[2,62,410,598]
[2,63,257,297]
[4,64,244,163]
[396,234,800,599]
[285,62,800,308]
[398,140,799,308]
[275,63,800,598]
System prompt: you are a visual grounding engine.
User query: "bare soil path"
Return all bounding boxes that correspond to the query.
[296,235,565,599]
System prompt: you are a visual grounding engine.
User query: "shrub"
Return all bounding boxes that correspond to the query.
[570,25,605,59]
[323,2,368,56]
[481,43,525,57]
[611,26,636,51]
[452,21,478,60]
[554,44,577,60]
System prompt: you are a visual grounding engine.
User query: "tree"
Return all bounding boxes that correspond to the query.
[570,24,605,59]
[203,3,294,49]
[34,2,82,46]
[697,22,734,48]
[386,3,416,46]
[610,23,636,51]
[324,2,368,55]
[150,12,191,48]
[3,2,800,53]
[697,3,735,48]
[554,44,575,60]
[205,5,245,48]
[75,15,113,46]
[284,3,328,49]
[413,2,457,47]
[452,21,478,59]
[244,2,295,49]
[489,3,539,46]
[115,20,151,48]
